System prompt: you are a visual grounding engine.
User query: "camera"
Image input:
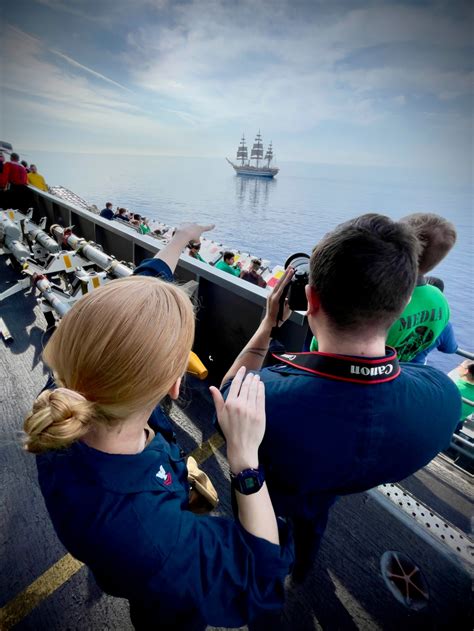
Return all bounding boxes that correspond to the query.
[279,252,310,315]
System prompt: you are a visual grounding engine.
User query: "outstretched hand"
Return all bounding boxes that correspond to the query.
[174,222,215,244]
[265,266,294,327]
[210,367,265,473]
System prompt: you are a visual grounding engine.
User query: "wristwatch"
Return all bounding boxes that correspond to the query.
[230,466,265,495]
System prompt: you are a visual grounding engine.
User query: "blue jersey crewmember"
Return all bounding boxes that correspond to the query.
[219,214,461,581]
[24,223,293,630]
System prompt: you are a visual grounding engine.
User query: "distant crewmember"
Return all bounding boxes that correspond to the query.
[21,160,30,173]
[4,152,30,211]
[187,240,206,262]
[219,214,461,581]
[114,207,130,222]
[139,217,151,234]
[215,251,241,276]
[100,202,115,220]
[454,360,474,428]
[130,213,141,227]
[27,164,48,192]
[240,258,267,288]
[0,153,7,189]
[0,153,8,208]
[386,213,457,362]
[4,152,28,187]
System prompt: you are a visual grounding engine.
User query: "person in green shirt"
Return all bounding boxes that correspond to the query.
[187,240,206,263]
[386,213,457,362]
[139,218,151,235]
[455,361,474,424]
[215,251,241,277]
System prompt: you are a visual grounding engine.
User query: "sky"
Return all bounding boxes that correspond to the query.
[1,0,472,183]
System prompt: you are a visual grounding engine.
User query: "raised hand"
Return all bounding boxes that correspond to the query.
[265,266,294,327]
[175,222,215,244]
[210,367,265,473]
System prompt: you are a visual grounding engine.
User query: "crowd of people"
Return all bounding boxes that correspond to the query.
[101,199,269,287]
[20,209,470,630]
[187,241,267,287]
[99,202,157,236]
[0,151,49,210]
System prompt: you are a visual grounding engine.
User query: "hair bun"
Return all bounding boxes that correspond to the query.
[24,388,94,453]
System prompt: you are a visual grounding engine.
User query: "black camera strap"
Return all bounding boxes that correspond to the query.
[272,347,400,384]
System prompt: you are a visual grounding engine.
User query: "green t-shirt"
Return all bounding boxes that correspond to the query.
[386,284,450,362]
[215,260,240,276]
[309,283,450,361]
[455,379,474,421]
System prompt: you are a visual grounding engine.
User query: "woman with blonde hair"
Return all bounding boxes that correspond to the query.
[23,223,293,630]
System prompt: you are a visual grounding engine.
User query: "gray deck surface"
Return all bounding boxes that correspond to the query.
[1,255,472,630]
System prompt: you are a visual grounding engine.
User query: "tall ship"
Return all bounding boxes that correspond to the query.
[227,131,279,178]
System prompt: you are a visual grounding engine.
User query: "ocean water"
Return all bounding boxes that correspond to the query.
[32,152,473,374]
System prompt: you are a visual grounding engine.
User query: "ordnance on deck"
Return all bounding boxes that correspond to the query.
[0,210,95,275]
[33,272,73,320]
[0,212,31,264]
[50,225,134,278]
[2,215,206,375]
[49,225,200,298]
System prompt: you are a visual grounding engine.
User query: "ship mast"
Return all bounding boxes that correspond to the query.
[236,134,248,166]
[264,141,274,168]
[251,131,264,168]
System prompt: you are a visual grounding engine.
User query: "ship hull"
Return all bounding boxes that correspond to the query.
[227,159,279,178]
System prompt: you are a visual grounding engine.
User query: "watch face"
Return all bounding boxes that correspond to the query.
[244,476,257,490]
[232,468,264,495]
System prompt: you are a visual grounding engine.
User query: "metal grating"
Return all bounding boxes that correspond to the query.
[377,483,473,565]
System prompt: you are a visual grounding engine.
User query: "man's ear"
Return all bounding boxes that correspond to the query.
[168,376,182,400]
[305,285,321,316]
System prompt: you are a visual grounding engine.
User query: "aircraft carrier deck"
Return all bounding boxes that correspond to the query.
[0,192,473,630]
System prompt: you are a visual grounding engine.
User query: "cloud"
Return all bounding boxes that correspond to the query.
[1,0,472,173]
[49,49,132,93]
[125,0,472,132]
[0,23,174,153]
[6,24,131,93]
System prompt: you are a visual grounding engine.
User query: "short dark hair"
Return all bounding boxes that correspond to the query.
[21,160,28,167]
[223,251,234,262]
[117,207,126,214]
[400,213,456,275]
[468,363,474,378]
[11,152,19,161]
[309,214,419,332]
[106,202,113,208]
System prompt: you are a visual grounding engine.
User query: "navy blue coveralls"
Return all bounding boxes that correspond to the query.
[36,258,293,630]
[222,350,461,577]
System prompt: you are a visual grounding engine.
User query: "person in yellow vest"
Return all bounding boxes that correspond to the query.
[27,164,48,191]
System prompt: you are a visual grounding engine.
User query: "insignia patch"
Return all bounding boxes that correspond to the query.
[156,464,172,486]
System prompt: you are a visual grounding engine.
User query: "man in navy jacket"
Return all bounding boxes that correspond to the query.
[220,214,461,580]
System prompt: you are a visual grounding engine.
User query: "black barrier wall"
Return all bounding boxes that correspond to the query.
[26,187,308,382]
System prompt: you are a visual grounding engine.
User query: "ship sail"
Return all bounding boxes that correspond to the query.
[236,135,248,165]
[250,131,264,167]
[264,142,274,166]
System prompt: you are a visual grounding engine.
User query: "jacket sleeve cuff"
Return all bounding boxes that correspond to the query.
[133,258,173,281]
[238,517,294,577]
